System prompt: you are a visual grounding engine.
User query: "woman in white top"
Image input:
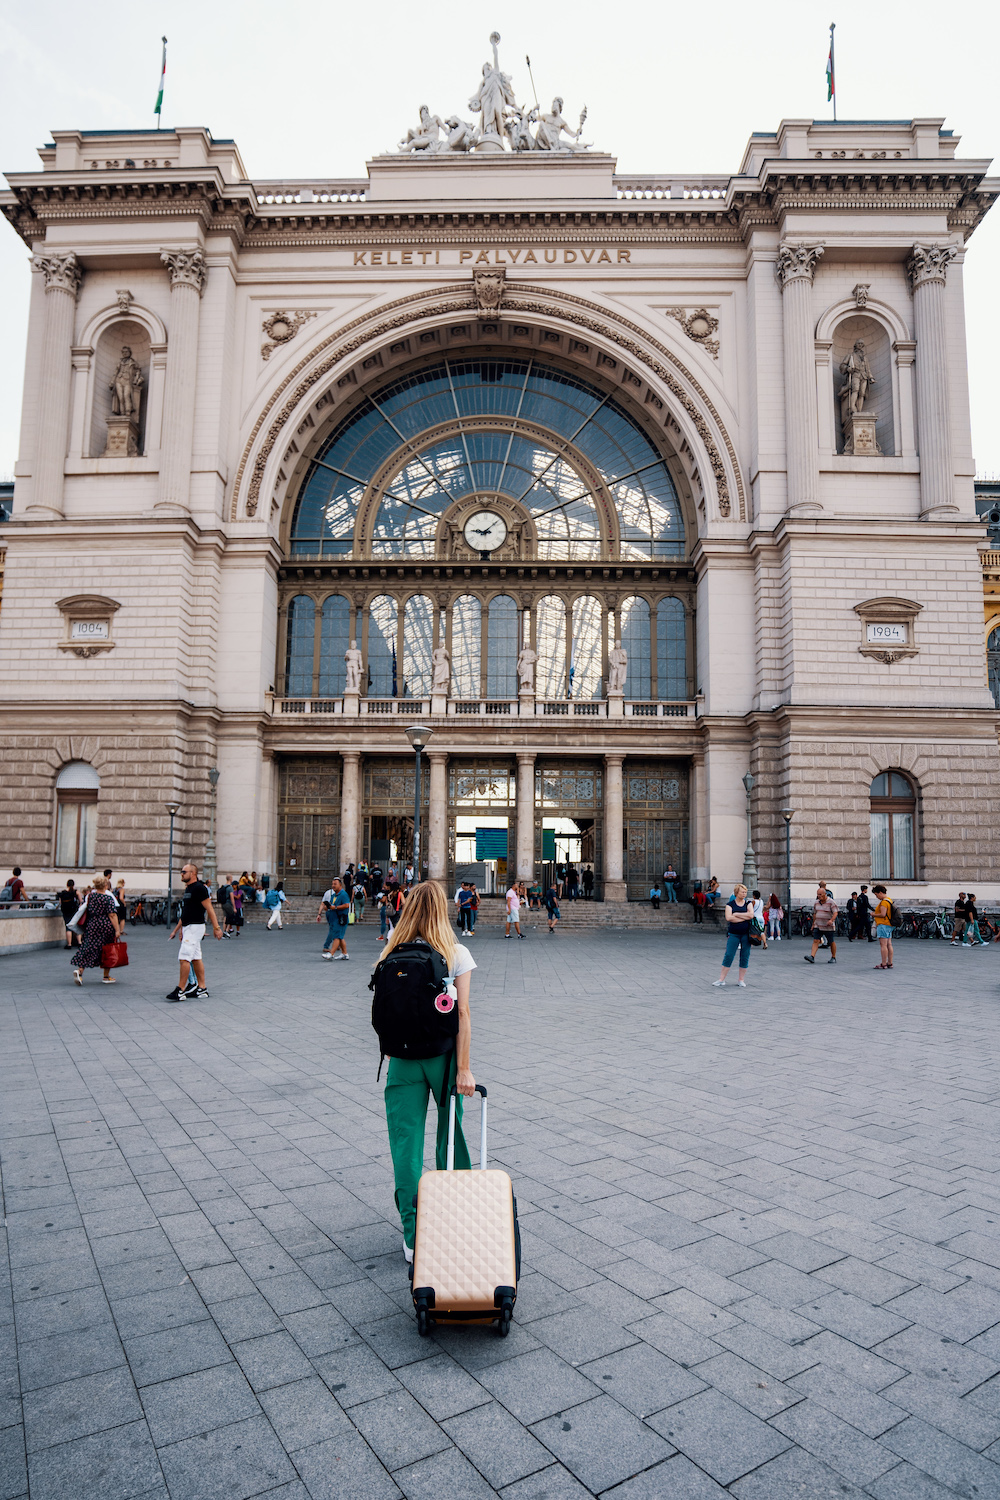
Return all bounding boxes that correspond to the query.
[375,882,477,1263]
[505,884,523,939]
[751,889,767,950]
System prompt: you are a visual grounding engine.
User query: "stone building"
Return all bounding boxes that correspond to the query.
[1,92,998,902]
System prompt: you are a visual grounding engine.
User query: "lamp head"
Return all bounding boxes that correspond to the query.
[208,767,221,789]
[165,800,181,817]
[742,771,755,795]
[781,807,794,825]
[404,724,433,751]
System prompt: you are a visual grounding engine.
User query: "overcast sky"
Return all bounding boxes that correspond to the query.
[1,0,997,477]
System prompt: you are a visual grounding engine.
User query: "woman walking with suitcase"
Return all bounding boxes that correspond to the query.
[372,882,476,1264]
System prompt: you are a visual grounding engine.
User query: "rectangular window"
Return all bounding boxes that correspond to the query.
[891,812,914,880]
[56,798,97,867]
[870,812,890,880]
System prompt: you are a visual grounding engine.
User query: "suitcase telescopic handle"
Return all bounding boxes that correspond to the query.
[447,1084,488,1171]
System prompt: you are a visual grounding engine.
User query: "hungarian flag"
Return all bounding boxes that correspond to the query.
[155,38,166,118]
[826,40,834,102]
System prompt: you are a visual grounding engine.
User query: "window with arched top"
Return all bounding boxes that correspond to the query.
[619,597,651,699]
[487,595,518,699]
[988,626,1000,709]
[368,595,398,696]
[870,771,916,880]
[55,762,99,867]
[571,597,604,701]
[318,595,351,697]
[452,596,481,698]
[402,595,434,697]
[536,596,567,699]
[657,598,687,699]
[285,596,315,696]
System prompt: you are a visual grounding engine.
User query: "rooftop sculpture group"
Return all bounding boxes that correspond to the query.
[397,33,591,156]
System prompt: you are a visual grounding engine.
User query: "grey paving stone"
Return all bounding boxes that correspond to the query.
[156,1415,297,1499]
[443,1399,552,1488]
[647,1387,792,1485]
[258,1376,354,1451]
[124,1320,231,1387]
[730,1445,871,1499]
[626,1311,722,1368]
[886,1284,1000,1343]
[771,1396,900,1486]
[528,1307,638,1366]
[188,1262,259,1304]
[788,1362,906,1438]
[883,1372,1000,1451]
[882,1415,1000,1499]
[713,1322,819,1381]
[394,1354,491,1422]
[230,1330,314,1391]
[350,1389,452,1471]
[13,1285,111,1342]
[731,1261,822,1309]
[139,1364,260,1447]
[394,1444,495,1499]
[691,1350,801,1420]
[22,1367,143,1452]
[315,1343,402,1407]
[754,1232,848,1274]
[210,1293,284,1343]
[602,1454,730,1497]
[532,1391,675,1491]
[109,1285,210,1339]
[499,1462,595,1499]
[357,1312,441,1370]
[26,1419,162,1500]
[292,1429,402,1499]
[875,1324,1000,1394]
[477,1348,600,1424]
[579,1342,705,1420]
[17,1323,126,1392]
[0,1425,26,1500]
[868,1461,964,1499]
[798,1290,912,1347]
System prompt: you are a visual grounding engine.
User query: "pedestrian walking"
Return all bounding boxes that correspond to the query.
[951,891,968,946]
[663,864,679,902]
[166,862,222,1000]
[856,884,874,941]
[803,888,839,964]
[649,883,662,910]
[458,882,474,934]
[692,886,706,923]
[767,893,783,941]
[230,883,245,936]
[846,890,861,941]
[504,882,524,939]
[265,882,286,929]
[2,867,25,904]
[218,875,236,936]
[370,881,476,1265]
[750,890,768,950]
[545,882,560,933]
[713,883,752,987]
[566,864,579,901]
[318,878,345,957]
[60,879,81,947]
[960,894,988,948]
[872,884,894,969]
[582,864,594,899]
[70,875,123,986]
[352,876,367,923]
[468,883,480,934]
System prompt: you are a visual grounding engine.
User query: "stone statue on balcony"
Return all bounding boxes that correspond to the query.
[839,340,874,419]
[468,33,515,149]
[432,644,451,693]
[608,639,628,695]
[109,346,144,419]
[534,99,591,153]
[517,642,537,693]
[344,640,363,694]
[398,106,448,153]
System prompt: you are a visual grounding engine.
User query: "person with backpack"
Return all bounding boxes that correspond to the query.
[2,868,25,905]
[544,882,561,934]
[960,894,988,948]
[352,876,367,923]
[265,881,286,929]
[872,884,895,969]
[60,879,81,947]
[370,881,476,1265]
[318,877,350,958]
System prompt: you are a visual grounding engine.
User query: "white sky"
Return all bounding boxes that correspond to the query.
[1,0,997,476]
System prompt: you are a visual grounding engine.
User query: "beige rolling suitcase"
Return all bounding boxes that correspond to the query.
[411,1085,520,1337]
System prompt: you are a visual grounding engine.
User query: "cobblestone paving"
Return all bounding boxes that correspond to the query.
[2,920,1000,1498]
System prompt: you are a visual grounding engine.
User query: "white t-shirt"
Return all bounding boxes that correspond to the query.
[450,942,477,980]
[506,888,520,915]
[752,897,764,922]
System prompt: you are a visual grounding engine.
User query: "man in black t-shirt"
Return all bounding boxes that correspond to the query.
[167,860,222,1001]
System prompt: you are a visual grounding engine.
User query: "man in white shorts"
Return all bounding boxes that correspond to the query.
[167,860,223,1001]
[505,883,524,939]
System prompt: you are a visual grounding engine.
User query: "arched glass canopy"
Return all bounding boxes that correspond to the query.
[290,358,685,561]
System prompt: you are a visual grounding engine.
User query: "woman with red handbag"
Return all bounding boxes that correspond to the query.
[71,874,124,986]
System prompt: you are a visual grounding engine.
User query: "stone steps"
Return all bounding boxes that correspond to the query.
[237,899,720,932]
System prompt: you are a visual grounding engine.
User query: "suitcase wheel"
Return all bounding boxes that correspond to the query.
[497,1304,512,1338]
[494,1286,515,1338]
[417,1306,431,1337]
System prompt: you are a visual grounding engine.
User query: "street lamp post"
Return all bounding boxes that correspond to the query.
[205,768,220,888]
[781,808,794,935]
[165,800,180,928]
[741,770,758,890]
[404,725,433,885]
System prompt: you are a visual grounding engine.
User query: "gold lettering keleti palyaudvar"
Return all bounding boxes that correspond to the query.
[351,247,631,266]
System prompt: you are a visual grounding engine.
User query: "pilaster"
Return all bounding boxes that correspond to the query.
[427,750,448,882]
[28,251,82,516]
[157,248,207,514]
[908,243,959,518]
[776,243,824,515]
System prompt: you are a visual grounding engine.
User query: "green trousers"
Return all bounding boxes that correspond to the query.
[384,1051,471,1248]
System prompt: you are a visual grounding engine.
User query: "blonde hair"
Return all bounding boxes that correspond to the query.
[376,882,457,971]
[733,883,748,900]
[92,875,109,892]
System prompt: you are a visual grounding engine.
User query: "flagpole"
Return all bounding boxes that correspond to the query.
[155,36,167,130]
[829,22,836,121]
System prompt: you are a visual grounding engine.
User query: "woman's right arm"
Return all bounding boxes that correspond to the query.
[454,970,475,1095]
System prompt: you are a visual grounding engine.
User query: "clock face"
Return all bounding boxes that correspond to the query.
[463,509,508,553]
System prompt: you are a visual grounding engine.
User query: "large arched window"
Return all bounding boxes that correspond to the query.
[571,597,604,701]
[403,595,434,697]
[452,596,481,698]
[291,359,685,561]
[989,626,1000,709]
[619,597,651,699]
[870,771,916,880]
[318,595,351,697]
[536,596,567,699]
[368,596,398,696]
[657,598,687,700]
[285,596,315,696]
[55,762,99,868]
[487,595,518,699]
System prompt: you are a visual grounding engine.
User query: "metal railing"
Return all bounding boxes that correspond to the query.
[273,695,696,719]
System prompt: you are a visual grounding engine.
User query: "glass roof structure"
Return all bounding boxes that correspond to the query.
[290,358,685,560]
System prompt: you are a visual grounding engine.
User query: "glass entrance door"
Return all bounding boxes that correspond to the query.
[623,761,689,900]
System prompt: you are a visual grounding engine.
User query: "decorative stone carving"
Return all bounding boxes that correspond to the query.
[775,243,825,288]
[838,338,880,455]
[473,268,506,318]
[534,99,590,154]
[32,250,82,296]
[344,639,363,694]
[261,310,317,361]
[160,247,207,295]
[116,289,134,314]
[109,346,144,419]
[516,642,537,694]
[664,306,719,359]
[399,107,449,153]
[607,638,627,695]
[431,644,451,693]
[56,594,120,656]
[852,283,871,308]
[854,597,921,664]
[468,33,515,152]
[906,243,958,290]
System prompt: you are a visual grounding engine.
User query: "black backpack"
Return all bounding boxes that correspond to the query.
[369,940,457,1078]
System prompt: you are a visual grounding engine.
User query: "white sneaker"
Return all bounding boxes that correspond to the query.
[403,1238,414,1264]
[712,979,726,987]
[737,981,747,988]
[322,953,333,960]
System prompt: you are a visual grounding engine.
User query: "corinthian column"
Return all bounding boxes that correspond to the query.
[516,753,535,883]
[28,251,82,516]
[340,751,361,872]
[908,244,959,518]
[158,248,207,512]
[776,243,824,514]
[603,753,626,901]
[427,750,448,884]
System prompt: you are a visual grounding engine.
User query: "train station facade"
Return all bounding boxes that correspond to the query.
[1,100,998,900]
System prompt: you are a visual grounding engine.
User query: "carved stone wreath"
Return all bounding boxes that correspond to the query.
[233,283,746,521]
[664,307,720,360]
[261,310,317,361]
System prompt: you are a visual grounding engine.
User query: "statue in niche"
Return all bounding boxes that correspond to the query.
[534,98,590,153]
[468,32,515,144]
[608,638,628,695]
[431,644,451,693]
[109,346,144,419]
[517,642,537,693]
[344,639,363,694]
[838,339,875,425]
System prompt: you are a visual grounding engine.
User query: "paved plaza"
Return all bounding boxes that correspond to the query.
[2,920,1000,1499]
